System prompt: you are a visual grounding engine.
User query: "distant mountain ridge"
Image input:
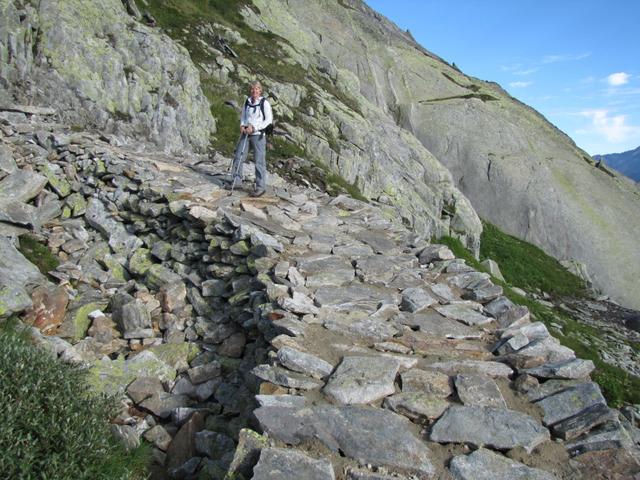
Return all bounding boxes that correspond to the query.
[595,147,640,182]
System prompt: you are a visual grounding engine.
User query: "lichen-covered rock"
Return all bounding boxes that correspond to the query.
[0,0,215,153]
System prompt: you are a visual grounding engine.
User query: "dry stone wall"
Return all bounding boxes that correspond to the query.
[1,109,639,479]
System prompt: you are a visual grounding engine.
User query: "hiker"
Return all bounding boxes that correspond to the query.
[227,80,273,197]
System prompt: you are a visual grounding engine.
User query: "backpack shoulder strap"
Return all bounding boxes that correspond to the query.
[259,97,265,120]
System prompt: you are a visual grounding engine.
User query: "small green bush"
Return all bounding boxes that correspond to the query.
[0,324,149,479]
[18,234,59,277]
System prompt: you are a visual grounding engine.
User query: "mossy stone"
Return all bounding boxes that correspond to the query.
[148,343,200,371]
[58,302,106,342]
[128,248,154,276]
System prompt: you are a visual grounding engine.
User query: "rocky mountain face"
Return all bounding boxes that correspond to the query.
[241,0,640,310]
[0,0,214,153]
[595,146,640,182]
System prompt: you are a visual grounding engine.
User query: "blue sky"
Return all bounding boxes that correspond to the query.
[365,0,640,155]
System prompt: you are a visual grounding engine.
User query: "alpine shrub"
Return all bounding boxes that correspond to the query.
[0,324,149,479]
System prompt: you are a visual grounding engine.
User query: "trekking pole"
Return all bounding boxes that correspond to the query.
[229,133,249,195]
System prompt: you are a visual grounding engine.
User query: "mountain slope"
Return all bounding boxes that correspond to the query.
[596,146,640,182]
[244,0,640,309]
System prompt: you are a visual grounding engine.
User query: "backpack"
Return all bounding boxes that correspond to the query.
[244,97,274,135]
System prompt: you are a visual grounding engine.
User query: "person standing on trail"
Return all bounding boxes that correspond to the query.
[227,80,273,197]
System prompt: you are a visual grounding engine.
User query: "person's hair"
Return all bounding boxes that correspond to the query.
[250,80,262,91]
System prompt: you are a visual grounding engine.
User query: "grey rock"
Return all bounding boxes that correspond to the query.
[454,374,506,408]
[226,429,269,480]
[278,291,319,315]
[429,282,456,303]
[146,264,182,290]
[447,271,490,290]
[314,284,400,311]
[480,259,505,282]
[85,198,142,256]
[0,146,17,178]
[120,300,153,339]
[535,382,607,426]
[523,359,595,380]
[277,346,334,378]
[526,379,582,402]
[449,448,557,480]
[383,392,449,421]
[187,361,221,384]
[397,311,482,339]
[251,364,323,390]
[484,296,515,318]
[509,337,576,365]
[194,430,235,459]
[254,405,435,476]
[255,394,307,408]
[0,170,47,203]
[496,305,530,329]
[565,422,634,457]
[428,360,513,378]
[323,311,399,341]
[551,402,618,440]
[347,469,410,480]
[400,287,437,312]
[356,231,401,255]
[140,393,193,419]
[252,448,335,480]
[418,244,455,264]
[430,405,550,453]
[127,376,165,404]
[0,237,47,291]
[401,369,452,397]
[463,281,503,303]
[356,255,417,285]
[201,279,226,297]
[323,356,400,404]
[0,283,32,318]
[434,304,493,326]
[143,425,173,451]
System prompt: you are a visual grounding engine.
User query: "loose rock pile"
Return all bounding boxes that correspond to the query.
[1,108,639,479]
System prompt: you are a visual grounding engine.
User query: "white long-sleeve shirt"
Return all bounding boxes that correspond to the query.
[240,96,273,135]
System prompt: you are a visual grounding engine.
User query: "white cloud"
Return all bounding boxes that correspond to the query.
[542,52,591,64]
[580,109,640,143]
[509,81,532,88]
[607,72,630,86]
[514,67,539,76]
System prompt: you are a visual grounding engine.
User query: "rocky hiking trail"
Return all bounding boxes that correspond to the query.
[1,109,639,480]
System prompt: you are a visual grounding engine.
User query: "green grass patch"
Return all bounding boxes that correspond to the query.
[0,321,150,479]
[270,136,306,159]
[18,234,59,276]
[479,221,587,298]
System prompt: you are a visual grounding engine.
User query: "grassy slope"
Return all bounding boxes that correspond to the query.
[440,222,640,407]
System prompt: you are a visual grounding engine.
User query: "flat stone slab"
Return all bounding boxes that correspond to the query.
[324,356,400,404]
[356,255,417,285]
[252,364,323,390]
[535,382,607,426]
[523,359,595,379]
[400,287,437,312]
[449,448,557,480]
[383,392,449,422]
[314,284,400,311]
[254,405,435,477]
[295,254,354,288]
[401,369,452,397]
[252,448,335,480]
[430,405,550,453]
[434,304,493,326]
[551,402,618,440]
[454,374,506,408]
[428,360,513,378]
[0,169,47,203]
[397,312,482,339]
[565,423,634,457]
[277,346,334,379]
[526,379,582,402]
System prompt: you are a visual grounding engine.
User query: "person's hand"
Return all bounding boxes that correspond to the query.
[247,125,254,134]
[240,125,246,134]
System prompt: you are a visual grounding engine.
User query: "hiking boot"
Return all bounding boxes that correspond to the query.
[249,189,265,198]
